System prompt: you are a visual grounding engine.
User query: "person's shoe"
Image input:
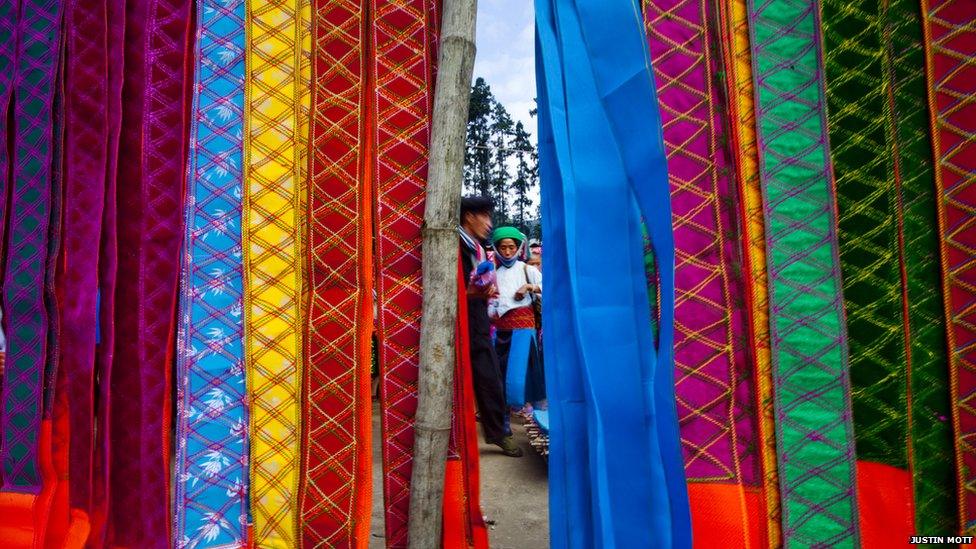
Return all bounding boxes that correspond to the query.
[489,435,523,457]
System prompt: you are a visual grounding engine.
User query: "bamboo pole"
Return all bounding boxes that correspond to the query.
[407,0,478,547]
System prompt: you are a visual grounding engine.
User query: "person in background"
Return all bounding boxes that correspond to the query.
[528,241,542,270]
[459,196,522,457]
[488,227,545,417]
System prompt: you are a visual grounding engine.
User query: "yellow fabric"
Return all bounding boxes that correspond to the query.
[726,1,781,545]
[243,0,309,545]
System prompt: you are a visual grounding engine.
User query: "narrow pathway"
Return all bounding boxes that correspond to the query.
[370,403,550,548]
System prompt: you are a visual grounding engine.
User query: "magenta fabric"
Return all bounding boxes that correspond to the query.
[644,0,758,485]
[108,0,192,544]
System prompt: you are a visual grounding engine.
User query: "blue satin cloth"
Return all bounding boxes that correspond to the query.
[504,329,536,407]
[535,1,691,547]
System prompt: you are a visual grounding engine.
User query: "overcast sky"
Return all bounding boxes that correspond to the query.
[473,1,536,132]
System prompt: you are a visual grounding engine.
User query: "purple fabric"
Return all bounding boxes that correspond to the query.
[62,0,110,513]
[0,0,63,493]
[644,0,758,485]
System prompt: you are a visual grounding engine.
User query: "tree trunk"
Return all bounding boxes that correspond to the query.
[407,0,478,548]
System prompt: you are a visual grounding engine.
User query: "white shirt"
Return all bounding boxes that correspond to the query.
[489,261,542,319]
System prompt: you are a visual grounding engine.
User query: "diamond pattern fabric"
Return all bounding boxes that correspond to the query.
[1,0,62,492]
[373,1,438,546]
[715,0,781,542]
[921,0,976,535]
[300,0,373,545]
[243,0,309,543]
[173,0,250,545]
[747,0,860,545]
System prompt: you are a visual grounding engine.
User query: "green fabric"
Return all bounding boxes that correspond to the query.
[822,0,907,467]
[492,226,526,246]
[886,0,956,535]
[748,1,860,546]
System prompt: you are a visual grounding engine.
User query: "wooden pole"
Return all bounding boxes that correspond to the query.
[407,0,478,547]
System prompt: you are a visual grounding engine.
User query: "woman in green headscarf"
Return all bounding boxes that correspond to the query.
[489,227,545,413]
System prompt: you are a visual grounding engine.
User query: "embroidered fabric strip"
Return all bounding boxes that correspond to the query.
[921,0,976,534]
[172,0,249,545]
[747,0,860,545]
[110,0,193,542]
[301,0,373,545]
[0,0,62,492]
[374,0,438,545]
[243,0,307,542]
[885,0,956,534]
[61,0,108,516]
[715,0,781,542]
[823,0,908,468]
[88,1,125,541]
[643,0,759,488]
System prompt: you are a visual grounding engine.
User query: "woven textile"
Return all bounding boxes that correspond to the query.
[243,0,308,542]
[822,0,908,468]
[110,0,193,542]
[715,0,781,542]
[747,0,860,545]
[173,0,249,545]
[921,0,976,534]
[0,0,62,492]
[886,0,956,534]
[374,0,438,546]
[301,0,373,545]
[61,0,108,517]
[643,0,758,488]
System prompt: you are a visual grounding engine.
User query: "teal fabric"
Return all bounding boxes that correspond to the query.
[748,0,860,546]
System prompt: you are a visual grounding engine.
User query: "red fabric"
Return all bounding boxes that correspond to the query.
[687,483,765,549]
[856,461,912,549]
[493,306,535,331]
[0,421,56,548]
[300,0,374,545]
[443,264,489,549]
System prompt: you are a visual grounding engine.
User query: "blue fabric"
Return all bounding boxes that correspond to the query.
[173,0,249,545]
[535,0,690,547]
[505,329,535,407]
[535,10,593,548]
[533,409,550,435]
[570,0,691,544]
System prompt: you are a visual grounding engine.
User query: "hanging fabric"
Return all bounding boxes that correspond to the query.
[822,0,955,542]
[885,0,957,536]
[747,0,860,545]
[300,0,374,545]
[60,0,109,537]
[374,0,439,546]
[715,0,782,543]
[0,0,64,545]
[172,0,251,545]
[109,0,193,543]
[921,0,976,535]
[642,1,765,545]
[243,0,309,542]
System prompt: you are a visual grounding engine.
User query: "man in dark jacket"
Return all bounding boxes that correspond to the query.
[459,195,522,457]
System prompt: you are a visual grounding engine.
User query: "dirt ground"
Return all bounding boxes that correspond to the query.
[369,403,550,548]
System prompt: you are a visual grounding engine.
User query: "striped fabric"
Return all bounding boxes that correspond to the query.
[243,0,309,543]
[921,0,976,535]
[747,0,860,545]
[173,0,250,545]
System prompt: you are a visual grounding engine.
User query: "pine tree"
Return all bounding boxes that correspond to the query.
[489,100,514,224]
[464,77,494,197]
[511,121,534,233]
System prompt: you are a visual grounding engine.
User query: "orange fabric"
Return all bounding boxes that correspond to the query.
[856,461,913,549]
[0,421,56,548]
[442,460,467,548]
[687,483,765,549]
